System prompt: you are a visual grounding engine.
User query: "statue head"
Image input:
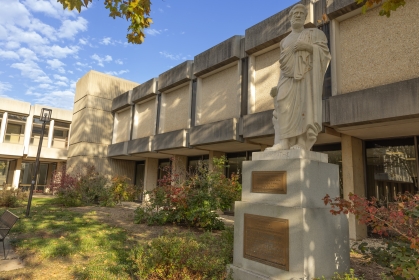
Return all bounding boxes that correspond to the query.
[289,4,307,29]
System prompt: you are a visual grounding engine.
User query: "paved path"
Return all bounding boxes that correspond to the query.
[0,237,25,272]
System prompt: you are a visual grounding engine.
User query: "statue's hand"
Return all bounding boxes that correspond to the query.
[270,86,278,98]
[293,41,313,53]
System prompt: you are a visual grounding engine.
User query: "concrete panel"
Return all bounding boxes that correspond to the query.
[158,61,193,92]
[73,95,112,113]
[67,142,109,158]
[326,0,363,20]
[0,143,24,157]
[128,136,153,154]
[193,35,243,77]
[67,156,135,181]
[154,129,188,151]
[245,1,314,55]
[159,84,190,133]
[27,146,67,160]
[190,118,240,146]
[33,104,72,122]
[243,110,275,138]
[339,2,419,94]
[74,70,139,102]
[69,108,113,145]
[254,48,280,113]
[0,98,31,115]
[133,98,156,139]
[196,64,241,125]
[114,107,131,143]
[329,78,419,127]
[131,78,158,103]
[108,141,128,157]
[111,90,132,112]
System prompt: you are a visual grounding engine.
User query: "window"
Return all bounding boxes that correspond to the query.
[19,162,49,190]
[365,138,418,202]
[135,162,145,202]
[0,160,10,186]
[187,155,209,174]
[157,159,171,181]
[5,123,23,144]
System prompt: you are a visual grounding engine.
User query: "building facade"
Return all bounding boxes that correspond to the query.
[2,0,418,241]
[0,98,72,192]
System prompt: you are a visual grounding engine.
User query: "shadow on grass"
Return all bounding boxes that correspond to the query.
[2,198,137,279]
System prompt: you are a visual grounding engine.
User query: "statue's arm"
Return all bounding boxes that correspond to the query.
[293,41,313,54]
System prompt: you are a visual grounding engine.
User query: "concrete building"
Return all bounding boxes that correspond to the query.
[0,98,72,192]
[2,0,418,241]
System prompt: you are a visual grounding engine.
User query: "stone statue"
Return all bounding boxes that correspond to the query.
[266,4,331,151]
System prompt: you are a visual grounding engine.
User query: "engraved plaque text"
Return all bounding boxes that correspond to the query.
[252,171,287,194]
[244,214,289,270]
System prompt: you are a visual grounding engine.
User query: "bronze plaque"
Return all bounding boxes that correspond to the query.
[252,171,287,194]
[243,214,289,271]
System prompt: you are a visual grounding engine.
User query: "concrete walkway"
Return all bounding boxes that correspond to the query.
[0,236,25,272]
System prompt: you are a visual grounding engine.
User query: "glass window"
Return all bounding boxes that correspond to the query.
[19,163,49,187]
[5,123,23,143]
[187,155,209,174]
[158,159,171,181]
[366,138,418,203]
[312,143,343,196]
[0,160,10,185]
[226,152,246,183]
[54,121,71,128]
[8,114,27,122]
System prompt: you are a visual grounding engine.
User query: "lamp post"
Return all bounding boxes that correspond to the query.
[26,108,52,217]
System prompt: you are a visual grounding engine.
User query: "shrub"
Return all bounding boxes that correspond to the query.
[323,192,419,279]
[110,175,140,204]
[134,157,241,230]
[0,189,28,207]
[129,227,234,280]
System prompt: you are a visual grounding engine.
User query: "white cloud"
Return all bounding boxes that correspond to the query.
[47,58,66,73]
[159,51,188,60]
[53,74,68,82]
[58,17,88,40]
[11,61,51,83]
[32,45,79,58]
[105,70,129,76]
[145,29,161,36]
[0,81,12,97]
[100,37,112,45]
[79,38,87,45]
[23,0,77,19]
[33,90,75,109]
[17,48,39,62]
[115,59,123,65]
[38,83,54,89]
[91,54,112,67]
[5,41,20,49]
[0,49,19,60]
[55,81,68,87]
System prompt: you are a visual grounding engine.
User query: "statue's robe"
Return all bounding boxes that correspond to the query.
[274,28,331,141]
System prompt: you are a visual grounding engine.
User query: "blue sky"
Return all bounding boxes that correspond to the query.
[0,0,299,109]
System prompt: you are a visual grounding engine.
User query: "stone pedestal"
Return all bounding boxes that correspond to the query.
[229,150,350,280]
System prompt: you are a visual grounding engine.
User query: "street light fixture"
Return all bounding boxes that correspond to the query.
[26,108,52,217]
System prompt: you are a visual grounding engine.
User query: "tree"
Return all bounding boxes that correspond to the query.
[58,0,152,44]
[356,0,406,17]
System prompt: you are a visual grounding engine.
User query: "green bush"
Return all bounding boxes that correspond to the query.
[129,227,234,280]
[134,157,241,230]
[0,189,28,207]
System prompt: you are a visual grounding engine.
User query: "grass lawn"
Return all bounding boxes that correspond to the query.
[0,198,149,279]
[0,198,234,280]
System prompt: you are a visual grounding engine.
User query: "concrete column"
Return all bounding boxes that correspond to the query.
[12,158,22,189]
[0,112,8,143]
[23,107,34,155]
[209,151,226,170]
[341,134,368,240]
[47,119,54,148]
[144,158,158,193]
